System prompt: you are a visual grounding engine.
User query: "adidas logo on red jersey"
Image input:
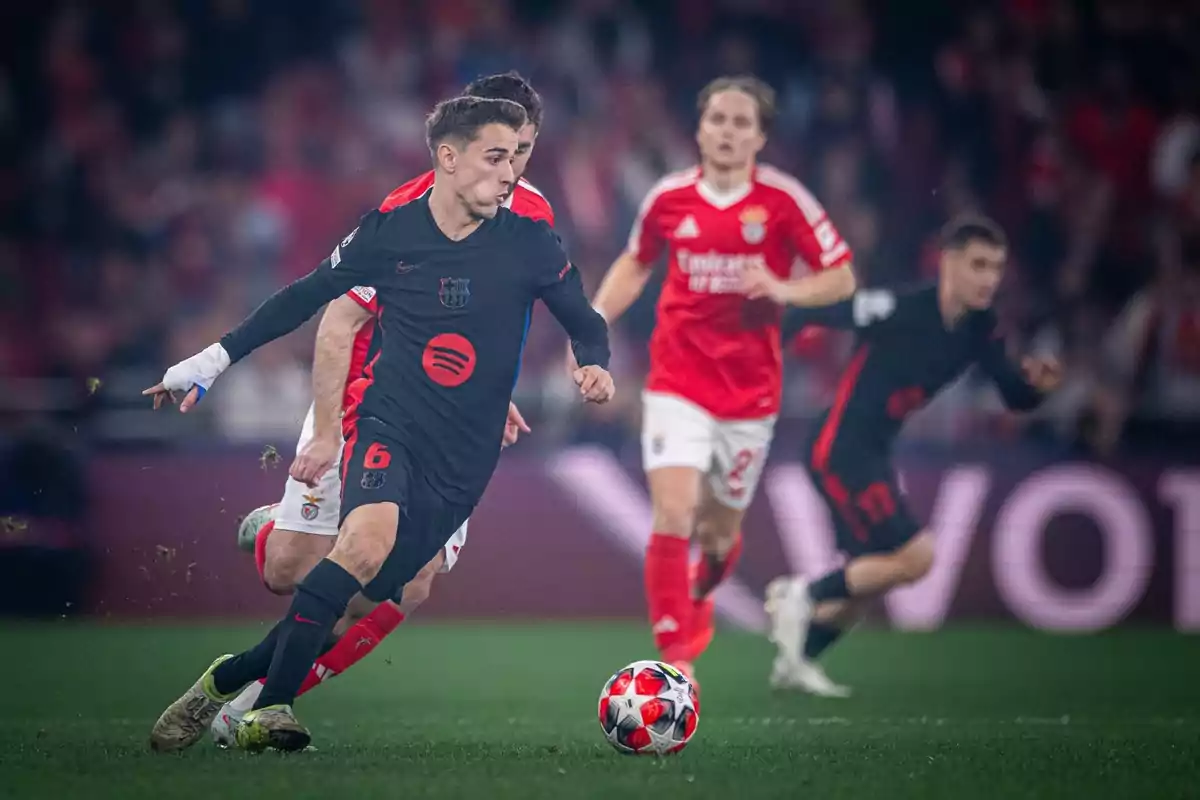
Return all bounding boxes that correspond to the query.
[674,215,700,239]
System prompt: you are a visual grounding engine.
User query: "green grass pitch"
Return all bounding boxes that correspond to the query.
[0,622,1196,799]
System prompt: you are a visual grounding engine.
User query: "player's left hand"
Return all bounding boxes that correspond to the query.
[1022,356,1062,393]
[501,402,531,448]
[574,365,615,404]
[142,344,231,413]
[290,432,341,487]
[741,262,786,304]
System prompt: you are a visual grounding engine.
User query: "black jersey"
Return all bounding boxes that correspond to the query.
[783,284,1043,466]
[220,192,610,505]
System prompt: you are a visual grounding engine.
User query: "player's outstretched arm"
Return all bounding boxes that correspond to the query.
[144,212,388,411]
[976,319,1060,411]
[777,287,899,340]
[591,178,667,325]
[750,263,857,308]
[742,260,856,307]
[311,294,371,436]
[591,250,654,324]
[290,293,373,485]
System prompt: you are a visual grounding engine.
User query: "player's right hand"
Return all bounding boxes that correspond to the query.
[574,365,615,404]
[1021,356,1062,393]
[741,262,786,304]
[142,343,231,413]
[501,402,531,448]
[290,433,340,487]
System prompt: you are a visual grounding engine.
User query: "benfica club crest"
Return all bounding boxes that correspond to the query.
[301,493,322,521]
[739,206,769,244]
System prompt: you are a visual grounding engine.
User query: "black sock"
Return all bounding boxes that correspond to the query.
[211,621,284,696]
[803,622,844,660]
[808,569,850,603]
[252,559,362,710]
[319,631,341,656]
[210,622,345,699]
[211,613,345,697]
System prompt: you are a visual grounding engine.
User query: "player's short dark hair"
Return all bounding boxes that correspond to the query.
[425,96,529,154]
[697,75,777,134]
[463,71,543,130]
[940,214,1009,252]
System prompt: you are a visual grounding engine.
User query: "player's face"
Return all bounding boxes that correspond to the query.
[450,123,519,219]
[696,90,765,170]
[510,122,538,185]
[946,240,1007,310]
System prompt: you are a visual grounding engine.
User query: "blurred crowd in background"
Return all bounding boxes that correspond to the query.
[2,0,1199,457]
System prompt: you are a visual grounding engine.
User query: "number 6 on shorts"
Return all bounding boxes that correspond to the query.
[364,442,391,470]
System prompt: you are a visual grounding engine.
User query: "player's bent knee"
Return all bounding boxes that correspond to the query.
[330,503,401,585]
[262,528,334,595]
[329,535,390,585]
[647,467,702,536]
[261,562,298,596]
[651,489,700,536]
[694,503,742,552]
[652,506,697,537]
[895,532,935,585]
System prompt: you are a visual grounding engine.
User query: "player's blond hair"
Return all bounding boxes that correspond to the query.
[697,75,777,134]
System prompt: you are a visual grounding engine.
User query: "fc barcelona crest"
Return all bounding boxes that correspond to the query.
[439,277,471,309]
[739,206,769,244]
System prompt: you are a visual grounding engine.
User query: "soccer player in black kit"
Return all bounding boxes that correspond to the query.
[144,96,614,752]
[742,215,1060,696]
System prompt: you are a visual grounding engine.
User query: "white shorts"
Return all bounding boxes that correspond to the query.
[640,391,775,511]
[276,404,468,572]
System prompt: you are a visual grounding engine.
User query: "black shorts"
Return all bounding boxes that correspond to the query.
[804,442,920,558]
[341,416,473,602]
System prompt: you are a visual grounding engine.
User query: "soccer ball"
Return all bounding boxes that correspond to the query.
[597,660,699,755]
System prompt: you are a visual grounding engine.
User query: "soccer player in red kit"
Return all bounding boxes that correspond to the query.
[587,76,858,682]
[211,74,554,745]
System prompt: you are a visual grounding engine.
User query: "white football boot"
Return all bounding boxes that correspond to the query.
[765,576,813,680]
[210,703,245,748]
[212,670,263,747]
[770,658,852,698]
[764,576,852,698]
[237,503,278,553]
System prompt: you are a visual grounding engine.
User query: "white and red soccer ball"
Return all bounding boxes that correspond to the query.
[598,660,699,755]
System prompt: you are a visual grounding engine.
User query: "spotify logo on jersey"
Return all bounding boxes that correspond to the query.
[423,333,476,387]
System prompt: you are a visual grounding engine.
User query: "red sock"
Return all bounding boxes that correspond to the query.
[692,532,744,599]
[645,533,692,660]
[254,520,274,585]
[295,602,406,697]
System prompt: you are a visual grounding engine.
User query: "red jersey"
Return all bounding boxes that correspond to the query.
[340,174,553,411]
[629,165,852,419]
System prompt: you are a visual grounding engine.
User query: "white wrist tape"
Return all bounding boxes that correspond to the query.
[161,343,231,399]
